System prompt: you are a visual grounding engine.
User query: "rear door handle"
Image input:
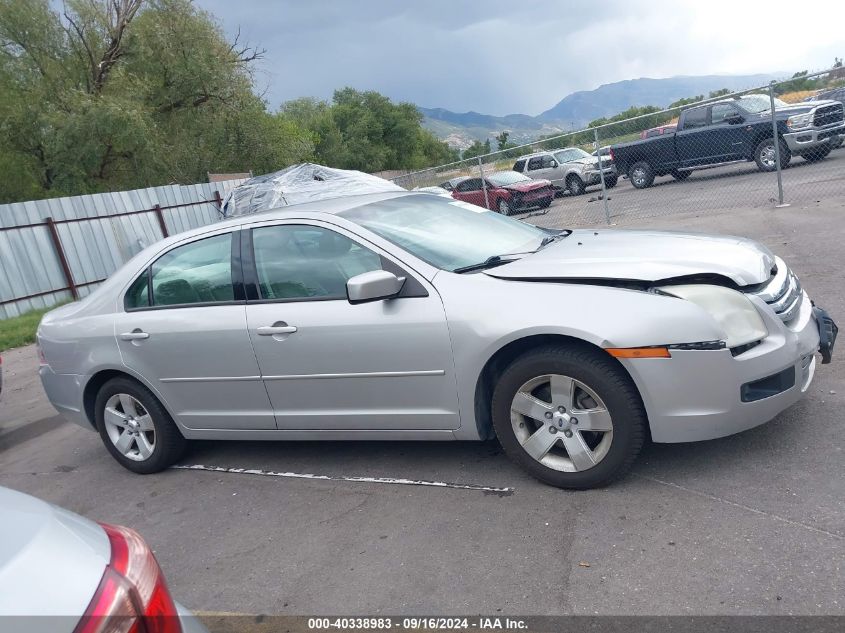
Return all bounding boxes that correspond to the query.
[257,323,298,336]
[119,329,149,341]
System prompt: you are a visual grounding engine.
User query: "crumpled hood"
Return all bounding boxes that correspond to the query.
[486,229,776,286]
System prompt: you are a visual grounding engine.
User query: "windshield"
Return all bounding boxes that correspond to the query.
[555,148,591,162]
[739,95,788,113]
[340,196,547,272]
[487,171,531,187]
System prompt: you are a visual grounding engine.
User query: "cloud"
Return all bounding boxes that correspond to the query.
[195,0,845,115]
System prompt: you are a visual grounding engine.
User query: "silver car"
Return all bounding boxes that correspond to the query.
[513,148,618,195]
[38,192,836,489]
[0,486,207,632]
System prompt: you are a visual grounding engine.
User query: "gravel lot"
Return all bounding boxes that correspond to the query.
[1,156,843,618]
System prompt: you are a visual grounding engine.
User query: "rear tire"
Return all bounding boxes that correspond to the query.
[670,169,690,181]
[604,175,618,189]
[566,175,585,196]
[628,161,655,189]
[754,137,790,172]
[94,377,187,474]
[492,345,646,489]
[803,145,831,162]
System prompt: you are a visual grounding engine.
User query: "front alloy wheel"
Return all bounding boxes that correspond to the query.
[510,374,613,472]
[492,345,646,489]
[498,199,511,215]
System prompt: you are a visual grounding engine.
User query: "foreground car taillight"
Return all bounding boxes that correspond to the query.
[74,523,181,633]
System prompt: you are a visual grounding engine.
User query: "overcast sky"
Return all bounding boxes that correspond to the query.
[195,0,845,116]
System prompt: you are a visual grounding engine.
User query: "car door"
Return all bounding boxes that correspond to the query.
[674,106,711,166]
[114,230,276,430]
[453,177,486,208]
[243,221,460,431]
[707,103,750,161]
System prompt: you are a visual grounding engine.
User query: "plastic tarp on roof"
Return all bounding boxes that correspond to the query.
[221,163,406,217]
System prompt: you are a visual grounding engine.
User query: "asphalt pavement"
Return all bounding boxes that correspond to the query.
[1,160,843,617]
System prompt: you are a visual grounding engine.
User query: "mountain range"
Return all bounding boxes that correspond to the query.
[420,73,778,149]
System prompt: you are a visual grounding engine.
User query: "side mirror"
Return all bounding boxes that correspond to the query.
[549,160,558,168]
[347,270,405,304]
[725,114,744,125]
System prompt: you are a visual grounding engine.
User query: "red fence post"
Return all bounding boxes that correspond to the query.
[44,216,79,300]
[153,204,169,237]
[213,190,223,213]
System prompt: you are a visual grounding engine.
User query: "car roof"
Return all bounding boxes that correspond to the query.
[515,147,579,160]
[162,191,416,245]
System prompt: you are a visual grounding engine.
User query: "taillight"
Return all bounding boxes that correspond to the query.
[74,524,182,633]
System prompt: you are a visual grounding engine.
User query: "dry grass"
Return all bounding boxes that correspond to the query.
[779,90,817,104]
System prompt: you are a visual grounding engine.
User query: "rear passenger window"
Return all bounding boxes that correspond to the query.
[682,107,708,129]
[513,159,526,172]
[251,225,382,301]
[150,234,233,306]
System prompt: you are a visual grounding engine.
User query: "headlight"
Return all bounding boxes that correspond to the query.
[657,284,768,348]
[787,113,812,130]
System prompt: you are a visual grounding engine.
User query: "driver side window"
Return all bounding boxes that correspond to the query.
[251,225,382,301]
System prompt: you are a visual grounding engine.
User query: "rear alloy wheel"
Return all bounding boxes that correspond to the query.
[628,161,655,189]
[670,169,690,181]
[492,345,646,489]
[803,145,831,162]
[95,377,187,474]
[566,175,585,196]
[498,198,511,215]
[754,137,790,172]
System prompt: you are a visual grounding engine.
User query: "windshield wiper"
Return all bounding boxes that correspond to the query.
[453,255,511,274]
[539,230,571,249]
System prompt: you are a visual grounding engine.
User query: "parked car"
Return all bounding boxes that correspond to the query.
[37,192,837,489]
[438,176,469,191]
[640,124,677,139]
[450,171,553,214]
[611,94,845,188]
[513,148,617,196]
[805,87,845,148]
[0,486,207,632]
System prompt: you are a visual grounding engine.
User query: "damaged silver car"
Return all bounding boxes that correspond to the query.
[37,192,837,489]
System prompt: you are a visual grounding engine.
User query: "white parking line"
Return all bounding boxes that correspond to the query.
[172,464,515,494]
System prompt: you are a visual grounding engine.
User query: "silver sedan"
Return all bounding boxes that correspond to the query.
[38,192,835,489]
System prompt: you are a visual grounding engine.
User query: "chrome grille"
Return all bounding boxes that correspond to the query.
[747,257,802,323]
[813,103,844,127]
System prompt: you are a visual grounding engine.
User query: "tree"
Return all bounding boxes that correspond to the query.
[495,131,510,150]
[0,0,313,202]
[708,88,731,99]
[462,139,491,160]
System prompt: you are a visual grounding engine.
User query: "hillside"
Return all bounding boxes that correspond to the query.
[421,73,778,148]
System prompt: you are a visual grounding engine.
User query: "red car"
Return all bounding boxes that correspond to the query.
[640,124,676,139]
[450,171,553,215]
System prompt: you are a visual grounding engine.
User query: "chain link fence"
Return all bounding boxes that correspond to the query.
[391,66,845,228]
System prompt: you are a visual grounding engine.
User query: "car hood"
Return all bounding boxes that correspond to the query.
[486,229,776,286]
[501,180,550,192]
[0,486,109,619]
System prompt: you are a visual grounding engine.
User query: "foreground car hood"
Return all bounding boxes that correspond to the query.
[0,487,109,618]
[487,229,776,286]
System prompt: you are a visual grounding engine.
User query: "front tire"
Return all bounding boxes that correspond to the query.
[566,174,585,196]
[755,137,790,172]
[604,175,618,189]
[497,198,511,215]
[628,161,655,189]
[491,345,646,489]
[94,377,187,474]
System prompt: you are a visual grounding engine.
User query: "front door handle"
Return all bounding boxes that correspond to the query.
[119,329,149,341]
[257,323,298,336]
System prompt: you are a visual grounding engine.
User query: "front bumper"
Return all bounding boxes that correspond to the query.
[585,166,618,185]
[624,291,824,443]
[783,122,845,153]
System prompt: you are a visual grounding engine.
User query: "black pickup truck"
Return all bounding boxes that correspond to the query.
[610,94,845,189]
